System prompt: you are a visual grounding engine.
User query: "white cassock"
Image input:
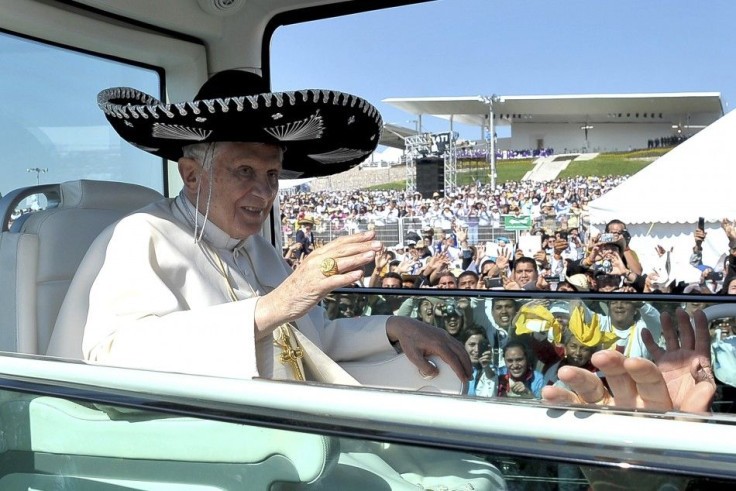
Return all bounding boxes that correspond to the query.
[54,194,392,376]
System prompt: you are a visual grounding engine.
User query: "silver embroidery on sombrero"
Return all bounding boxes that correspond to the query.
[147,106,161,119]
[188,101,202,115]
[160,105,175,118]
[308,148,370,164]
[203,100,217,114]
[175,103,188,116]
[152,123,212,141]
[134,106,149,119]
[265,111,324,141]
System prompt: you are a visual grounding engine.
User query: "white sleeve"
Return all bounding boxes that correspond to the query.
[81,217,258,379]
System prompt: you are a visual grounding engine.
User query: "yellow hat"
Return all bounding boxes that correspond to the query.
[568,306,617,348]
[514,302,562,344]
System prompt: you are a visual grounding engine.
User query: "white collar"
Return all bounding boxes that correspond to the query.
[174,193,246,252]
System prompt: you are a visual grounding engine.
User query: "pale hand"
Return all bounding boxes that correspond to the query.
[255,231,382,338]
[386,316,473,382]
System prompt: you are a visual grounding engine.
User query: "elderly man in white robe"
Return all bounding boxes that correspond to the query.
[54,70,506,491]
[63,70,471,383]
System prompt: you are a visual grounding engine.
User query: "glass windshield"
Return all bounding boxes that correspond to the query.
[0,30,162,197]
[271,1,736,415]
[272,1,735,295]
[320,288,736,413]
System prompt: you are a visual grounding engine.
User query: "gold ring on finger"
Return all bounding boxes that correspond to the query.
[590,390,609,405]
[320,257,339,277]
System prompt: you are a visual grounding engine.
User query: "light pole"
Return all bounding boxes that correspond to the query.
[482,95,502,190]
[27,167,48,185]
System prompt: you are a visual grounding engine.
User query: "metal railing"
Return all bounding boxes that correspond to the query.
[284,216,520,249]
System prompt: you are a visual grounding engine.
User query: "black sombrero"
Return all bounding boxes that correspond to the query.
[97,70,383,178]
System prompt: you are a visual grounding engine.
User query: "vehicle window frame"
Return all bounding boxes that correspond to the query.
[0,352,734,483]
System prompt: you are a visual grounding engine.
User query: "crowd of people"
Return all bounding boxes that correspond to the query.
[454,146,555,160]
[322,274,728,408]
[280,175,626,245]
[647,134,688,148]
[284,177,736,411]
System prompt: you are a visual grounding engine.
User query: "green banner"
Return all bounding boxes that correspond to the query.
[504,215,532,231]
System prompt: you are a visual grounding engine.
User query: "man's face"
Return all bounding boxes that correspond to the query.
[182,142,281,239]
[336,296,358,318]
[607,222,626,235]
[458,275,476,289]
[609,300,638,327]
[492,299,516,328]
[513,261,538,287]
[437,275,457,289]
[381,277,402,289]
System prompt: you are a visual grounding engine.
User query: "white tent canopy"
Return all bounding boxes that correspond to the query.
[588,109,736,225]
[588,109,736,283]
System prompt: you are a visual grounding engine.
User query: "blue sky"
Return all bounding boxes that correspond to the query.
[272,0,735,138]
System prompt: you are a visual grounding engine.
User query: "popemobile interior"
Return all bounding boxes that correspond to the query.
[0,0,735,489]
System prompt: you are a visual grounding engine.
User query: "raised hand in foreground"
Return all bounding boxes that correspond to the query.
[542,309,716,413]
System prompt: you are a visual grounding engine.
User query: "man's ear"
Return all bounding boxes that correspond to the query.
[178,158,201,191]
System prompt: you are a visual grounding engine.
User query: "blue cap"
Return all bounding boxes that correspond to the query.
[497,237,510,244]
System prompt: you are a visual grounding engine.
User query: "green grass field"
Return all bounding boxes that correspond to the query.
[366,148,670,191]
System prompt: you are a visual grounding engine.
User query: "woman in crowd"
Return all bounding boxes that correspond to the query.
[497,341,544,399]
[720,275,736,295]
[417,297,439,327]
[462,327,496,396]
[436,298,474,340]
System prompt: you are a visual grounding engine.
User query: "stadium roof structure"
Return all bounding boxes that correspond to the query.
[379,122,417,148]
[383,92,724,128]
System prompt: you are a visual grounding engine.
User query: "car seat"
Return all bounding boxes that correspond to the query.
[0,179,163,355]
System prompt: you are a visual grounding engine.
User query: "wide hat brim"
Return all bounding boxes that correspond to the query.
[97,70,383,178]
